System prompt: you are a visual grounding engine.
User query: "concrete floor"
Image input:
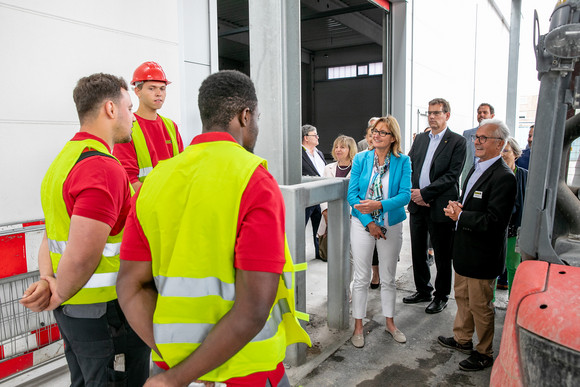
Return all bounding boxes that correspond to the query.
[286,218,508,386]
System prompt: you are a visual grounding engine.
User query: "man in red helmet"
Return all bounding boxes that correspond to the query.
[114,61,184,191]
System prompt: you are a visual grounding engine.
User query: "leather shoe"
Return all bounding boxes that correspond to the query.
[351,333,364,348]
[459,351,494,371]
[437,336,473,354]
[425,299,448,314]
[403,292,432,304]
[386,328,406,343]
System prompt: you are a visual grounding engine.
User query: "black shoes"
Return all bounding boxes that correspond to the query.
[425,298,448,314]
[459,351,494,371]
[403,292,432,304]
[437,336,473,354]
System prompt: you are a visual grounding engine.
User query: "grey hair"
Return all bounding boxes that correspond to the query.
[301,124,316,138]
[506,137,522,158]
[368,117,380,126]
[480,118,510,147]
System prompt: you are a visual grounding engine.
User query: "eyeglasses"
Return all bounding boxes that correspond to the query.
[427,111,445,116]
[307,134,319,138]
[371,129,392,137]
[471,135,502,143]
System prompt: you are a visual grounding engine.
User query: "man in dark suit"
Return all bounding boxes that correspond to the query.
[515,124,533,170]
[461,103,495,186]
[404,98,466,314]
[301,124,326,260]
[438,118,516,371]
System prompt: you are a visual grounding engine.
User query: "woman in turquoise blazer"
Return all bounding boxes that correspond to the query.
[347,115,411,348]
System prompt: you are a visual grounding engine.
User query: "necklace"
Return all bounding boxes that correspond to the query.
[337,163,351,171]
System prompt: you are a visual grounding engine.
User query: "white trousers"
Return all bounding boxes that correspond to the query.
[350,217,403,319]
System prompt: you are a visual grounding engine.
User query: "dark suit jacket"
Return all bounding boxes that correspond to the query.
[302,147,326,176]
[408,128,466,222]
[453,158,517,279]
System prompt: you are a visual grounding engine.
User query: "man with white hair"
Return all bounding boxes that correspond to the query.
[438,118,516,371]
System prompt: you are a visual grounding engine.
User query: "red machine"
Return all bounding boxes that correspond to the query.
[491,1,580,385]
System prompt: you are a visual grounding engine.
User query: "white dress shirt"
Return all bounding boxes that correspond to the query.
[419,128,448,189]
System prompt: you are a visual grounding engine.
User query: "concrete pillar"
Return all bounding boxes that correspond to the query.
[506,0,522,135]
[249,0,302,185]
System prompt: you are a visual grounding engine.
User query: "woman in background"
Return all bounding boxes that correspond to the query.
[347,116,411,348]
[317,135,357,260]
[500,137,528,295]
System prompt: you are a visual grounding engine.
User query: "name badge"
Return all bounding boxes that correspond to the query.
[473,191,483,199]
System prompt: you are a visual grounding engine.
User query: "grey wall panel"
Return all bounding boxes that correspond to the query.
[313,77,382,156]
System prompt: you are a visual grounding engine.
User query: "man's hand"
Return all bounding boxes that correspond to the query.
[411,189,430,207]
[40,276,65,311]
[354,200,382,214]
[443,200,462,222]
[367,222,386,240]
[20,279,51,312]
[144,373,214,387]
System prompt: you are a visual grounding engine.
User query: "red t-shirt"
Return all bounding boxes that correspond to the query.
[120,132,286,385]
[113,114,184,184]
[63,132,132,236]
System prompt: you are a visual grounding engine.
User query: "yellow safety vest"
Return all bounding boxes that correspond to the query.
[40,138,132,304]
[136,138,311,381]
[132,115,179,182]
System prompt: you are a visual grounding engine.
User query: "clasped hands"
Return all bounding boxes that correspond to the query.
[443,200,462,222]
[20,276,63,312]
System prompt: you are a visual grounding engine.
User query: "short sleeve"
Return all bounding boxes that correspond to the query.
[234,165,286,274]
[64,156,131,235]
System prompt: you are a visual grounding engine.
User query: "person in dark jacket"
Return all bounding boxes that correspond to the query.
[500,137,528,295]
[302,124,326,260]
[437,118,516,372]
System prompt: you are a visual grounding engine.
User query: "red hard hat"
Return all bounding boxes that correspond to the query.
[131,61,171,85]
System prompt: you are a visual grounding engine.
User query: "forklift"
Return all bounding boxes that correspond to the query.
[491,1,580,385]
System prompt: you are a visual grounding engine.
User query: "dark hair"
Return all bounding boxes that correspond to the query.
[198,70,257,130]
[428,98,451,114]
[73,73,128,124]
[478,103,495,115]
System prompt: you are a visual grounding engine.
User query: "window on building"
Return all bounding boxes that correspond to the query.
[327,62,382,80]
[368,62,383,75]
[328,65,357,79]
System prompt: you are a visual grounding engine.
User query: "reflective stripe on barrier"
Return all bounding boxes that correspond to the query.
[48,239,121,257]
[139,167,153,178]
[154,276,235,300]
[154,297,290,345]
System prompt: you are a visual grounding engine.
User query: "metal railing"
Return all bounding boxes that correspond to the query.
[0,272,61,366]
[280,176,351,365]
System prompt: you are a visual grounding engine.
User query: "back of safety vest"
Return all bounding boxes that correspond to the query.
[136,139,310,381]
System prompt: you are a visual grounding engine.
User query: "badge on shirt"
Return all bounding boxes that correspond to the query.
[473,191,483,199]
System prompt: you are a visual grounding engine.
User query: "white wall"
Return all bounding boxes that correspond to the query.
[0,0,216,225]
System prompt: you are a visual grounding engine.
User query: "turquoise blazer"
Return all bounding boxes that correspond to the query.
[347,150,412,227]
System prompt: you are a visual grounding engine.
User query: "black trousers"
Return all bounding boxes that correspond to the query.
[53,299,150,387]
[409,208,454,301]
[305,204,322,259]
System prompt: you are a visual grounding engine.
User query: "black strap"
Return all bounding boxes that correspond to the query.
[75,150,116,164]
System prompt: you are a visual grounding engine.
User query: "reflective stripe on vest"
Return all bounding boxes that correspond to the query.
[48,239,121,258]
[154,276,235,300]
[138,166,153,179]
[154,298,290,345]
